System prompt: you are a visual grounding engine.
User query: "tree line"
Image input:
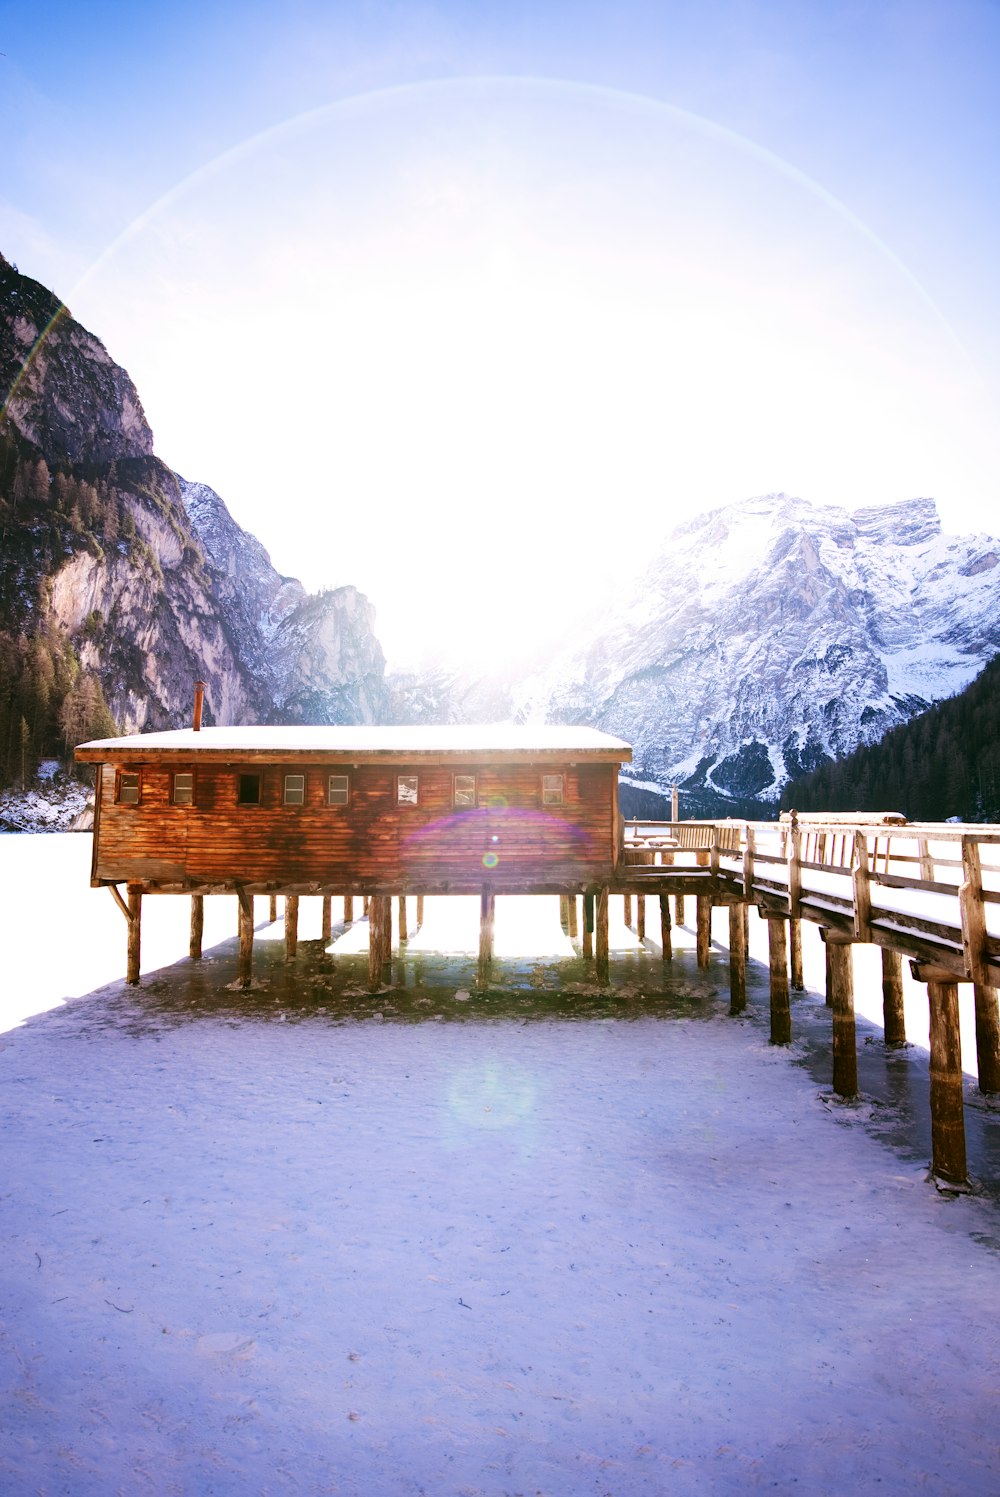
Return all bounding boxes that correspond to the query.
[780,654,1000,822]
[0,425,120,786]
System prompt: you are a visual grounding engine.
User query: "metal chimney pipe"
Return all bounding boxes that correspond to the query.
[192,681,205,732]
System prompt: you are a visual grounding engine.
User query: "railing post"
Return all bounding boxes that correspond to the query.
[852,830,872,942]
[959,837,1000,1092]
[743,825,755,903]
[787,812,804,990]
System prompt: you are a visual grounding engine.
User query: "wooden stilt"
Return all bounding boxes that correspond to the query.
[768,918,790,1045]
[398,894,408,943]
[343,893,354,923]
[827,936,858,1098]
[973,983,1000,1095]
[789,918,804,991]
[729,903,746,1015]
[696,896,711,968]
[596,886,609,982]
[382,898,390,960]
[126,885,142,985]
[674,893,685,926]
[478,886,495,979]
[927,979,968,1183]
[363,895,370,917]
[416,894,424,927]
[568,896,579,938]
[636,893,645,941]
[269,894,278,922]
[881,947,906,1046]
[559,895,570,934]
[824,938,833,1007]
[659,894,672,961]
[189,894,204,959]
[623,892,632,928]
[284,894,299,960]
[582,893,594,959]
[368,899,383,991]
[321,895,332,944]
[238,895,254,988]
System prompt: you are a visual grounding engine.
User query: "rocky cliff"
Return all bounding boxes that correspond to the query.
[516,493,1000,808]
[0,252,387,782]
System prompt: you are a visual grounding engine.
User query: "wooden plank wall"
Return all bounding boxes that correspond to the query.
[93,761,615,891]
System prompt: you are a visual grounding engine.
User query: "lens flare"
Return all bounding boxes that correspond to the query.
[482,851,500,869]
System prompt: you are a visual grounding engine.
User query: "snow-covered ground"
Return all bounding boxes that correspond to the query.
[2,835,999,1494]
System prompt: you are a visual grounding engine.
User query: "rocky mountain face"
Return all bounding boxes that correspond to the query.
[394,492,1000,813]
[520,493,1000,808]
[0,252,387,777]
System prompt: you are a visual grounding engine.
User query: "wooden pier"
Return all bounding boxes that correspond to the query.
[74,720,1000,1188]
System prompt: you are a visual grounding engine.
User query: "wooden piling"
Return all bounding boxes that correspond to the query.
[582,893,594,959]
[284,894,299,960]
[363,895,370,917]
[268,894,278,922]
[768,918,790,1045]
[398,894,408,943]
[927,978,968,1184]
[479,887,496,978]
[789,918,804,991]
[674,893,686,926]
[343,893,354,923]
[827,934,858,1098]
[596,886,609,982]
[881,947,906,1046]
[416,894,424,927]
[959,839,1000,1093]
[368,898,383,991]
[623,892,632,928]
[559,895,570,934]
[696,896,711,968]
[238,895,254,988]
[568,896,579,938]
[824,938,833,1007]
[729,903,746,1015]
[383,895,395,965]
[189,894,204,959]
[321,895,332,944]
[126,885,142,985]
[973,984,1000,1095]
[636,893,645,941]
[659,894,672,961]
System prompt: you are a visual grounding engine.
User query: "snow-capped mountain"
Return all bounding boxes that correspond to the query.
[511,492,1000,805]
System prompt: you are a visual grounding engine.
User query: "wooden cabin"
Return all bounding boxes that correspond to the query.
[75,724,633,897]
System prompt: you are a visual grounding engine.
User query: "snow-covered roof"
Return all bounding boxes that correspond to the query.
[75,723,633,764]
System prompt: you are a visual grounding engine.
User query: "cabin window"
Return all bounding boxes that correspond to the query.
[172,771,194,805]
[238,772,261,806]
[117,770,141,805]
[284,773,305,806]
[541,773,564,806]
[328,773,350,806]
[397,774,419,806]
[454,774,476,808]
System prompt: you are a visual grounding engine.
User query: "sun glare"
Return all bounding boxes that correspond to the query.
[64,78,997,672]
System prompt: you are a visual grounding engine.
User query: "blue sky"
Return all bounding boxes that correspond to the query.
[1,1,998,667]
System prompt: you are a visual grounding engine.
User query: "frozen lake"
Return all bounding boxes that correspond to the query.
[1,835,999,1494]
